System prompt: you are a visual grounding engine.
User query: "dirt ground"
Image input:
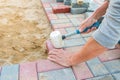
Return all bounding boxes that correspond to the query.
[0,0,51,66]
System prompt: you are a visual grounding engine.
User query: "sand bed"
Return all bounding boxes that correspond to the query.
[0,0,51,66]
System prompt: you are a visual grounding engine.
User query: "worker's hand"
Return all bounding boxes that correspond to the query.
[79,17,97,33]
[48,49,73,67]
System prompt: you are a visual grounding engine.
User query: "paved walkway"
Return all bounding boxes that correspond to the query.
[0,0,120,80]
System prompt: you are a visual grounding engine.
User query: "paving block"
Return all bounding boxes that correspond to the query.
[64,46,83,53]
[69,18,81,26]
[88,0,99,11]
[112,73,120,80]
[99,49,120,62]
[56,0,64,2]
[53,6,70,14]
[46,40,55,52]
[38,68,76,80]
[51,3,60,7]
[66,34,82,39]
[72,62,93,80]
[55,28,67,34]
[56,13,67,19]
[0,67,2,75]
[84,37,90,41]
[81,31,93,37]
[37,60,65,72]
[85,12,93,18]
[45,8,53,14]
[52,4,70,14]
[20,62,37,80]
[51,19,70,24]
[0,64,19,80]
[52,23,73,29]
[64,0,71,5]
[47,13,58,20]
[87,58,109,76]
[65,27,76,32]
[86,75,114,80]
[71,7,88,14]
[64,38,85,47]
[43,3,51,8]
[77,17,85,23]
[41,0,56,3]
[66,13,85,19]
[71,2,89,14]
[103,59,120,73]
[65,27,82,39]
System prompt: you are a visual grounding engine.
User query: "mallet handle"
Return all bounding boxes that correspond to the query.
[62,17,103,40]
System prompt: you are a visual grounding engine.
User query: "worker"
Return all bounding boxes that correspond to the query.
[48,0,120,67]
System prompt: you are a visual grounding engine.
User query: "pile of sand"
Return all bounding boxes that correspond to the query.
[0,0,51,66]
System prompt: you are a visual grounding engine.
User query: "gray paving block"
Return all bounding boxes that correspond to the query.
[64,38,85,47]
[50,3,58,7]
[57,14,67,19]
[65,27,82,39]
[69,18,81,26]
[87,58,109,76]
[71,1,89,14]
[72,3,89,8]
[38,68,76,80]
[65,27,76,32]
[56,0,64,2]
[112,73,120,80]
[71,7,87,14]
[103,59,120,73]
[64,0,71,5]
[0,64,19,80]
[66,13,85,19]
[71,0,77,4]
[86,75,114,80]
[85,12,93,18]
[51,19,70,24]
[81,31,93,37]
[88,1,99,11]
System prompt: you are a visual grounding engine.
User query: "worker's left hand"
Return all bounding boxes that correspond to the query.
[48,49,73,67]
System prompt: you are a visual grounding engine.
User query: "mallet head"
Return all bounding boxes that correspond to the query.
[50,31,64,48]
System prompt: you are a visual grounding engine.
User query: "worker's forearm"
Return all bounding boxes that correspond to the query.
[70,37,107,65]
[90,1,109,20]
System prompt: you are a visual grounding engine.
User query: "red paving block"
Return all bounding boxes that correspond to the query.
[99,49,120,62]
[37,60,65,72]
[0,67,1,75]
[47,13,58,20]
[52,5,70,14]
[72,63,93,80]
[46,40,55,52]
[20,62,37,80]
[43,3,51,8]
[52,23,73,29]
[0,67,1,71]
[46,40,64,52]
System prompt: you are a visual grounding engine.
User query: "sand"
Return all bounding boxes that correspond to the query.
[0,0,51,66]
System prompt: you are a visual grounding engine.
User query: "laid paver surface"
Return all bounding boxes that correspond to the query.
[0,0,120,80]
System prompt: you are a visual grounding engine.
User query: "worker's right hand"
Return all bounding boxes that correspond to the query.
[79,17,97,33]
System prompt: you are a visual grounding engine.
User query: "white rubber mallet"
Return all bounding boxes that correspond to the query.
[50,17,104,48]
